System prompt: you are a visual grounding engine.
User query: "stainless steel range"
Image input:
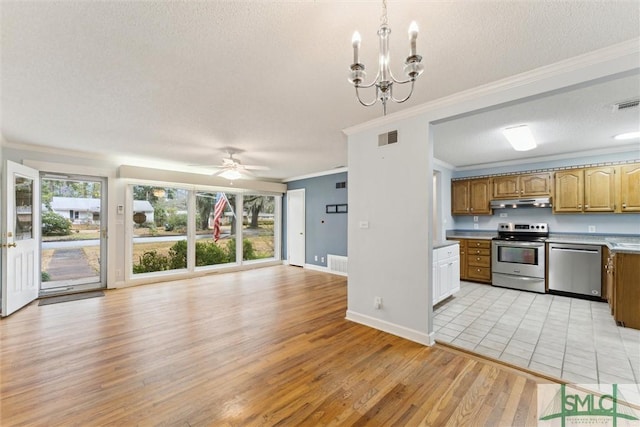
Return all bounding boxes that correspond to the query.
[491,223,548,293]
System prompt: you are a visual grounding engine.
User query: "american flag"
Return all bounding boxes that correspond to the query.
[213,192,227,242]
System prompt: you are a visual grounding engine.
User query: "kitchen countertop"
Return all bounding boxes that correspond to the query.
[433,240,460,249]
[446,230,640,254]
[546,234,640,254]
[445,231,496,240]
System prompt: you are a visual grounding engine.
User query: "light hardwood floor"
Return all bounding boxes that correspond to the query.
[0,266,553,426]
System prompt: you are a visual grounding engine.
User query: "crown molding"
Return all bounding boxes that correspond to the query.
[282,166,348,183]
[343,38,640,136]
[433,157,455,171]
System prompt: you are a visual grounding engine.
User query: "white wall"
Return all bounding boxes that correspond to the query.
[346,117,433,345]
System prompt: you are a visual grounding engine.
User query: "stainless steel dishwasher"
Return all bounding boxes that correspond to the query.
[548,243,602,297]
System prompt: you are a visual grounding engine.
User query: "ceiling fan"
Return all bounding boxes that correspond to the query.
[192,152,269,180]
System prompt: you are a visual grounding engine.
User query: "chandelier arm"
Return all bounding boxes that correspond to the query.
[389,69,412,85]
[354,68,382,89]
[389,80,416,104]
[355,86,379,107]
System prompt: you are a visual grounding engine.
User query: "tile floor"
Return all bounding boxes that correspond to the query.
[434,281,640,390]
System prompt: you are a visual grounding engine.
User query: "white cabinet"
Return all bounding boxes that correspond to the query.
[433,243,461,305]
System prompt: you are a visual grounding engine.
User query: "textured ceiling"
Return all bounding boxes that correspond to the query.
[2,1,639,180]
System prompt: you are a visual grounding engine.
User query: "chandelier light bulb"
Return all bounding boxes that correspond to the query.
[352,31,361,64]
[408,21,419,56]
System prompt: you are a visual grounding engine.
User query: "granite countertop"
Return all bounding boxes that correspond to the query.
[546,234,640,254]
[445,231,496,240]
[445,230,640,254]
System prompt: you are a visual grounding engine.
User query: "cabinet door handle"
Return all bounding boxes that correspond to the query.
[578,204,582,208]
[470,208,474,212]
[622,203,627,209]
[476,257,481,261]
[585,204,589,208]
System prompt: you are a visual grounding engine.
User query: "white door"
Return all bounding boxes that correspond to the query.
[287,189,305,267]
[2,161,41,316]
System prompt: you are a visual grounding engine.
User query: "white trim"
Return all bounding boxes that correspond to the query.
[343,39,640,135]
[454,145,640,172]
[304,263,329,273]
[433,157,455,171]
[345,310,432,346]
[282,167,348,183]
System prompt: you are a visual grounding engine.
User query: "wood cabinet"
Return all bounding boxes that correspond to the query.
[451,178,491,215]
[606,251,640,330]
[492,172,551,199]
[584,166,616,212]
[554,166,615,213]
[433,244,461,305]
[620,163,640,212]
[452,238,491,283]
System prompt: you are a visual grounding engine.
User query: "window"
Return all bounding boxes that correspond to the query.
[242,195,275,260]
[132,185,188,274]
[129,186,280,278]
[195,192,237,267]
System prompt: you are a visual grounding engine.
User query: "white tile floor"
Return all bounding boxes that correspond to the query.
[434,281,640,389]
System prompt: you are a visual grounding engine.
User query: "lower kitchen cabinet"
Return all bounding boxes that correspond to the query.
[433,244,460,305]
[449,238,491,283]
[465,239,492,283]
[606,251,640,330]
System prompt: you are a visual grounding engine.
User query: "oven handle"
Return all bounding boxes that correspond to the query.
[494,242,545,248]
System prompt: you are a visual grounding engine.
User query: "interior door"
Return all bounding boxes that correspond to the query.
[287,189,305,267]
[2,161,40,316]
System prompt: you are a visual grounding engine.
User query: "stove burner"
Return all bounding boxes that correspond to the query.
[495,222,549,242]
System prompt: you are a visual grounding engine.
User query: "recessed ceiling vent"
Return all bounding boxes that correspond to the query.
[378,130,398,146]
[613,98,640,112]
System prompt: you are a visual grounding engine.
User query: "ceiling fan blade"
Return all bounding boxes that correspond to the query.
[243,165,270,171]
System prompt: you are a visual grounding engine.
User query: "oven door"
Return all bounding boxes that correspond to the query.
[491,240,545,279]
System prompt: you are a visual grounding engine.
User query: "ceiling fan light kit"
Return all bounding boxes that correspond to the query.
[348,0,424,115]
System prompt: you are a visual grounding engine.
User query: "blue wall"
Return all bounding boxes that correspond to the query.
[284,172,348,267]
[450,151,640,236]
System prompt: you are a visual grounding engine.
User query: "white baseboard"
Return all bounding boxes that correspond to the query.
[304,263,329,273]
[345,310,432,346]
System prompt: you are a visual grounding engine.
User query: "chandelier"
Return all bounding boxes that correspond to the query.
[348,0,424,115]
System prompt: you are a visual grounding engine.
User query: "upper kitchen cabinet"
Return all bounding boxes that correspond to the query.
[492,172,551,199]
[620,163,640,212]
[554,166,615,213]
[584,166,616,212]
[451,178,491,215]
[554,163,639,213]
[553,169,583,212]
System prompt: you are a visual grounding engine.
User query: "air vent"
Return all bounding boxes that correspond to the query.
[613,98,640,111]
[335,181,346,189]
[378,130,398,146]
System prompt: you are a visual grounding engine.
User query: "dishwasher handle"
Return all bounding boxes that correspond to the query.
[550,247,600,254]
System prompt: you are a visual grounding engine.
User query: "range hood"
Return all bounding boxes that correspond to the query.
[490,197,552,209]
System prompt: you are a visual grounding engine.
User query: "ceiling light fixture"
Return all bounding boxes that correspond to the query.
[219,170,242,180]
[613,131,640,140]
[348,0,424,115]
[502,125,537,151]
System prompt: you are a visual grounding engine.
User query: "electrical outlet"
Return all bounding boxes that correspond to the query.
[499,213,508,218]
[588,225,596,233]
[314,255,318,261]
[321,256,325,263]
[473,216,478,222]
[374,297,382,309]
